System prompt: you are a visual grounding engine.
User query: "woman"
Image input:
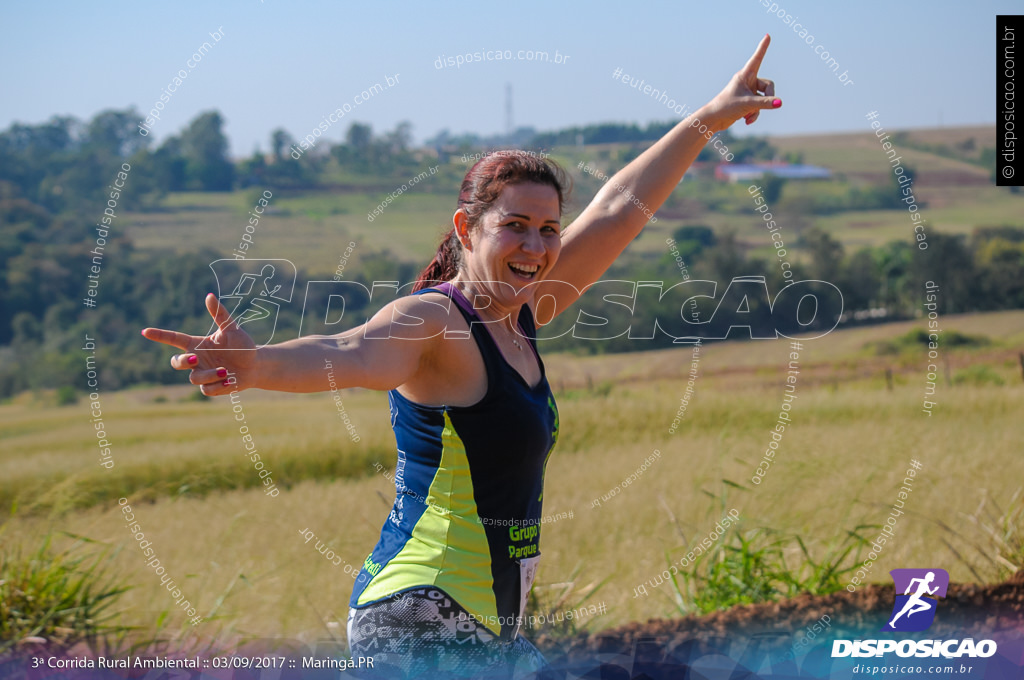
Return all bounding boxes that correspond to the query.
[142,35,780,679]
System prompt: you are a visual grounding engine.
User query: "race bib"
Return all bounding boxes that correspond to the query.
[513,555,542,639]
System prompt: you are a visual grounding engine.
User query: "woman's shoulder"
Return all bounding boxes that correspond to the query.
[352,288,460,345]
[386,287,470,337]
[405,286,459,314]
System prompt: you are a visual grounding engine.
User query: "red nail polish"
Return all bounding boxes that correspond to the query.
[222,379,231,386]
[217,368,227,378]
[188,355,198,365]
[772,99,782,108]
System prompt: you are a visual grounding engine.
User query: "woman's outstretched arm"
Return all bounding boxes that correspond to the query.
[142,292,448,397]
[540,34,781,317]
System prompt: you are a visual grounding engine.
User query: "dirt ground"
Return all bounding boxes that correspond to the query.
[535,570,1024,674]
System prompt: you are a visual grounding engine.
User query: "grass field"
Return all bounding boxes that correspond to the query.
[119,126,1018,280]
[3,310,1022,647]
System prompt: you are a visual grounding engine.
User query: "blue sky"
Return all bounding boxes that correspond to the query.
[0,0,1015,157]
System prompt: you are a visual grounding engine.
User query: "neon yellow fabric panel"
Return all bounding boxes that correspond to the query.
[356,412,499,629]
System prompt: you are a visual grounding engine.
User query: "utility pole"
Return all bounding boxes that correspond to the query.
[505,83,513,138]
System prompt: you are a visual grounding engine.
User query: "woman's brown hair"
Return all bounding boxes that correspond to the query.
[412,151,570,292]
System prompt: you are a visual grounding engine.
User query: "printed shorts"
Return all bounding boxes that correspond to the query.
[347,587,554,680]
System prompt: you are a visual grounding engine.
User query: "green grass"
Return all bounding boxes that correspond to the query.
[864,328,991,356]
[0,532,132,660]
[661,510,875,615]
[953,364,1006,387]
[813,190,1024,250]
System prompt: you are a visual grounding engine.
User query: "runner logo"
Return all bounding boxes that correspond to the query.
[208,259,297,347]
[882,568,949,632]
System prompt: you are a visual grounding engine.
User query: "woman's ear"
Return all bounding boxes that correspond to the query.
[453,209,472,251]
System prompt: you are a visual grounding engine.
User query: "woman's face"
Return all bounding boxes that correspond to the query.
[457,182,562,308]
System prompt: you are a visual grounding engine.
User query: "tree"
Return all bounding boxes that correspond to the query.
[151,136,188,192]
[346,122,373,155]
[909,232,975,313]
[386,121,413,154]
[180,111,235,190]
[270,128,293,163]
[801,227,844,281]
[874,241,914,310]
[0,116,78,210]
[760,173,786,204]
[238,148,268,187]
[704,231,747,284]
[974,237,1024,309]
[839,248,881,311]
[84,109,149,159]
[671,225,716,260]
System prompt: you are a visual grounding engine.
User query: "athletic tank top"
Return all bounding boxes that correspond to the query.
[349,281,559,641]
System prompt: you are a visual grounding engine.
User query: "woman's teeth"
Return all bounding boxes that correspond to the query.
[509,263,539,278]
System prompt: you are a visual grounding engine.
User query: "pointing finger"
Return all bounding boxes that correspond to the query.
[142,327,197,352]
[743,34,771,78]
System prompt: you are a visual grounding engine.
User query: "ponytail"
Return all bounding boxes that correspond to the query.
[413,227,462,292]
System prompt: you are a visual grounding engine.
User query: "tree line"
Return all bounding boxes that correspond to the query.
[0,108,1019,398]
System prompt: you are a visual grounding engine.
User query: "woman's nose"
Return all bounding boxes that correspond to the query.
[521,230,544,254]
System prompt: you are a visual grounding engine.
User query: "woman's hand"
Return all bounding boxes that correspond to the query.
[141,293,259,397]
[700,34,780,133]
[541,35,781,313]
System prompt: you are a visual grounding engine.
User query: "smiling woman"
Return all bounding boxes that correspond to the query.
[141,34,782,679]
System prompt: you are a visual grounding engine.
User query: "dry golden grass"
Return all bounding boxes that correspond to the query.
[2,311,1022,646]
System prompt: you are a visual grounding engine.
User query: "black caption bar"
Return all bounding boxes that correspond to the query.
[997,15,1023,186]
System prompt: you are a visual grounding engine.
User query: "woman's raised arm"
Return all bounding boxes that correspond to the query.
[142,292,450,397]
[539,35,781,317]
